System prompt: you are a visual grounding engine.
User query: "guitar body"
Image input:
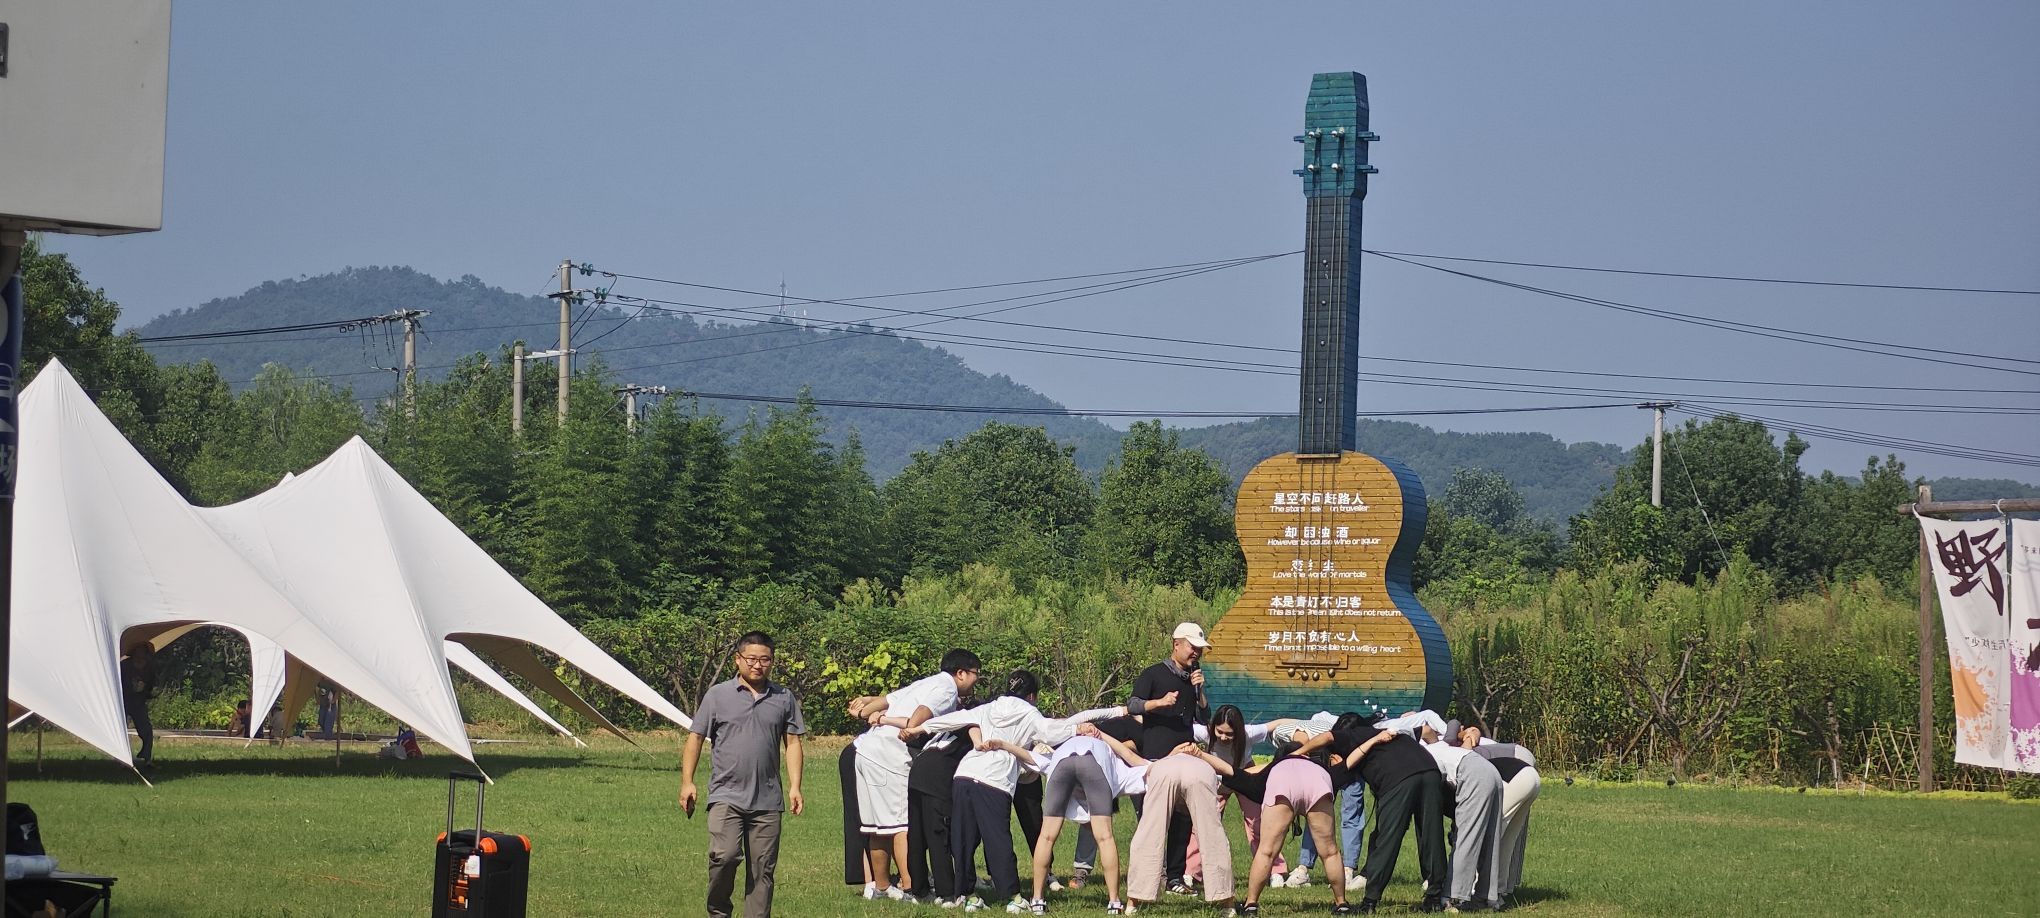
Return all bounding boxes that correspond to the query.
[1205,451,1450,720]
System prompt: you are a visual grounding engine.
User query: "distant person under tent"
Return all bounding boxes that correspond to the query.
[120,644,157,766]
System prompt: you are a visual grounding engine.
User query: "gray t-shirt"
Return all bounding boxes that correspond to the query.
[691,677,808,812]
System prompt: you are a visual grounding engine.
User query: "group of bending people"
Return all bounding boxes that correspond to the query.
[834,624,1542,915]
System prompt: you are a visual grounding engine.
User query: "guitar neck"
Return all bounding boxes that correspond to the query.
[1298,195,1363,456]
[1293,71,1375,458]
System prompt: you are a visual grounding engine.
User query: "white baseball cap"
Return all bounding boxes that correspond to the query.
[1172,622,1211,648]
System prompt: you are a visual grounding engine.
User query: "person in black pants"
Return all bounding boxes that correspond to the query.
[1128,622,1212,893]
[906,730,972,903]
[839,742,868,889]
[1294,713,1448,913]
[120,644,157,766]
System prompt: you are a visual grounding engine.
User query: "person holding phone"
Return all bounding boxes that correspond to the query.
[1126,622,1212,895]
[679,631,807,918]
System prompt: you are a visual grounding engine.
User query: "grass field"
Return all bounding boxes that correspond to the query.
[6,732,2037,916]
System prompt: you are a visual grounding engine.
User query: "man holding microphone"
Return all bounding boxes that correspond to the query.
[1127,622,1213,895]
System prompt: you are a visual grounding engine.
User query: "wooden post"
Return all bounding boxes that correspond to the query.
[1915,484,1936,793]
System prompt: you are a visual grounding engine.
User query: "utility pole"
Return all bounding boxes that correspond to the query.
[510,344,525,435]
[553,259,576,426]
[614,384,670,432]
[394,308,429,420]
[1639,402,1674,507]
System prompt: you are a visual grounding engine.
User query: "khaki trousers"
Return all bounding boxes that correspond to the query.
[707,802,783,918]
[1125,754,1233,902]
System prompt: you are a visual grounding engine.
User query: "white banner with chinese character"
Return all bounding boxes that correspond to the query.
[2008,520,2040,773]
[1920,516,2013,769]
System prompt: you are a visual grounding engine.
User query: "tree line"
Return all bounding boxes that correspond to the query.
[22,240,1992,788]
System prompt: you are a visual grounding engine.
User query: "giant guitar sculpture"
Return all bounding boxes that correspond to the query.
[1204,72,1451,720]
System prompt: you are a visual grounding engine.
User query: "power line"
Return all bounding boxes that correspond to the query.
[595,250,1300,303]
[1673,404,2040,469]
[1370,252,2040,376]
[559,389,1647,419]
[1367,249,2040,296]
[1668,432,1735,569]
[586,295,2034,415]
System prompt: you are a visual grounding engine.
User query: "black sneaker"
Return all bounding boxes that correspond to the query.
[1234,904,1259,917]
[1331,904,1357,916]
[1416,898,1448,914]
[1166,882,1195,896]
[1354,902,1378,915]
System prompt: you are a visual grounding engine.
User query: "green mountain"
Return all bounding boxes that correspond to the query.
[134,266,1126,479]
[132,266,1682,520]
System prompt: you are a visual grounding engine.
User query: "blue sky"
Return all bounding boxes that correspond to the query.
[48,1,2040,480]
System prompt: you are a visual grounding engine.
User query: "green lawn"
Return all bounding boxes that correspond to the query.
[7,733,2036,916]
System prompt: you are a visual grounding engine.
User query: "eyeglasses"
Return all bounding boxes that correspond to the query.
[737,654,775,666]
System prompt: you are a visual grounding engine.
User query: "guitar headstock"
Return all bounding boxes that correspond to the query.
[1295,71,1379,199]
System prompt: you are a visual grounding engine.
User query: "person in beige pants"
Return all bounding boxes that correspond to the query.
[1125,747,1236,908]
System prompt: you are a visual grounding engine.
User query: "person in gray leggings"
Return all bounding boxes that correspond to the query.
[1422,723,1505,911]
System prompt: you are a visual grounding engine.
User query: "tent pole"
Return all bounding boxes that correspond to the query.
[334,693,342,767]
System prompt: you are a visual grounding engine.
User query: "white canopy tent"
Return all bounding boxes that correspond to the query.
[10,361,481,770]
[195,435,689,741]
[10,361,686,776]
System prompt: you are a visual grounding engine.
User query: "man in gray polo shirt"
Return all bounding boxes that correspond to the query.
[681,631,807,918]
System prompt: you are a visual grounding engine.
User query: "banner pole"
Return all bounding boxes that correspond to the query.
[1916,484,1936,793]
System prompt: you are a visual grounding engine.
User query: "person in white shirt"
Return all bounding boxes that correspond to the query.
[1414,716,1504,911]
[907,671,1122,914]
[854,649,982,901]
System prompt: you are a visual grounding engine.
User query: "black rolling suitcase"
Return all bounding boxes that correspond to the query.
[432,771,531,917]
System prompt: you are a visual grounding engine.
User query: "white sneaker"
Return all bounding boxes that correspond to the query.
[1048,877,1065,892]
[887,886,913,902]
[1004,896,1030,913]
[1283,870,1310,888]
[963,897,988,913]
[865,883,881,899]
[941,897,963,909]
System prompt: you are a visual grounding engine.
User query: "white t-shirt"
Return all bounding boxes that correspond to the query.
[920,701,1123,796]
[852,671,961,775]
[1423,740,1473,786]
[1270,712,1338,744]
[1375,709,1450,739]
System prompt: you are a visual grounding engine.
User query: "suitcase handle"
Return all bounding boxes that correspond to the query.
[446,772,486,842]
